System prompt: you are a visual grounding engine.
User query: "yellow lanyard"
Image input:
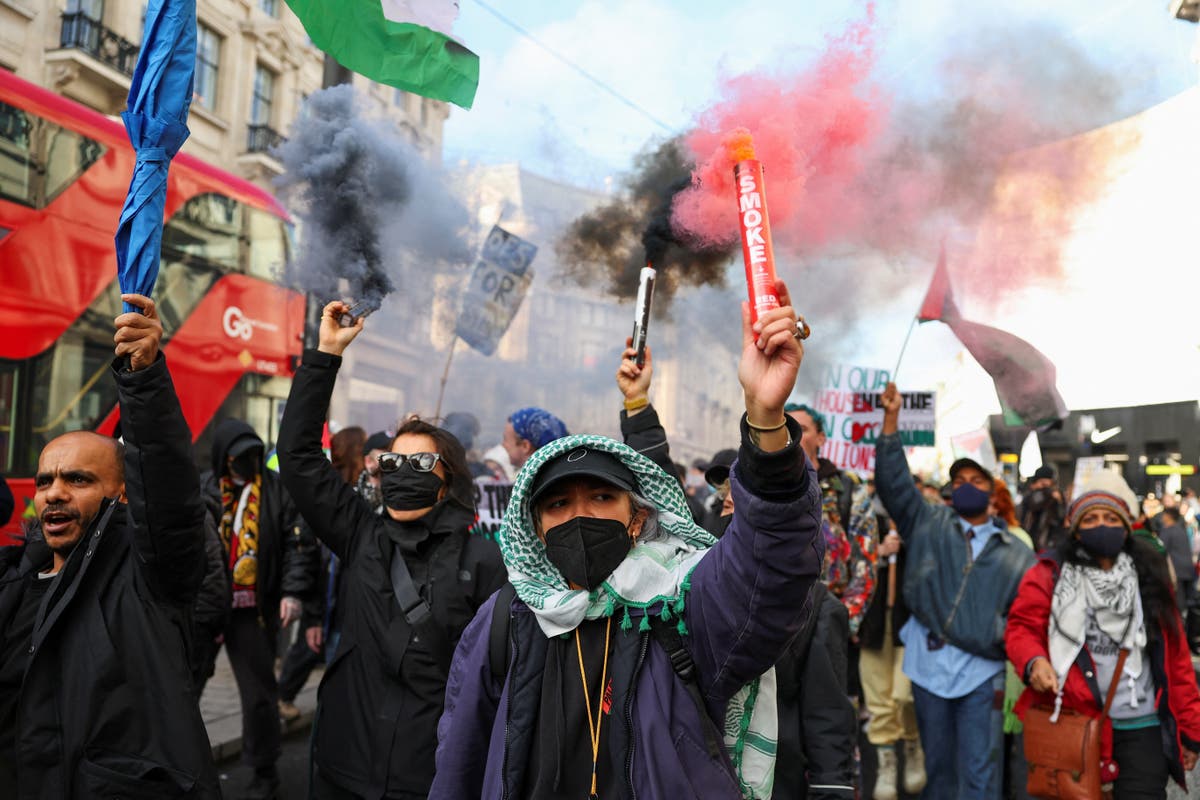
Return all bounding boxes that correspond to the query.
[575,617,612,799]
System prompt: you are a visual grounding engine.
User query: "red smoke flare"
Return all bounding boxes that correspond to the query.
[672,6,884,252]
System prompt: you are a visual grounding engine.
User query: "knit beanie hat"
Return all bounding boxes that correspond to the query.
[1066,490,1133,532]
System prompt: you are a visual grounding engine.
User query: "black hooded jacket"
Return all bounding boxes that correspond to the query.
[277,349,507,798]
[201,419,315,633]
[0,355,219,799]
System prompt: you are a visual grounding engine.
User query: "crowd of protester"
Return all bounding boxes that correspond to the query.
[2,291,1200,800]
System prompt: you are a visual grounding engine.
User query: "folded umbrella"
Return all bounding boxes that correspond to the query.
[114,0,196,313]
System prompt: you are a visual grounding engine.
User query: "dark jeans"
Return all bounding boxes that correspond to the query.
[278,635,322,702]
[912,674,1002,800]
[225,608,281,769]
[1112,725,1169,799]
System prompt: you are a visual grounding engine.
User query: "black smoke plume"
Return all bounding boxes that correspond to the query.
[556,138,733,307]
[274,86,471,311]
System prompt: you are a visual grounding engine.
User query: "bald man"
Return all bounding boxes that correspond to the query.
[0,294,219,799]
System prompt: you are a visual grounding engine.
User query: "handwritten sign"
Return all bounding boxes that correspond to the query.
[456,226,537,356]
[471,477,514,541]
[813,364,936,473]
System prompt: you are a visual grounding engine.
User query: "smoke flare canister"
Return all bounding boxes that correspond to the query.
[734,159,780,326]
[631,266,656,368]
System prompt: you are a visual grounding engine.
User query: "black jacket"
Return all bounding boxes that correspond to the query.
[202,419,314,634]
[620,404,676,478]
[1019,487,1065,551]
[277,349,507,798]
[0,355,218,799]
[193,502,231,634]
[774,584,857,800]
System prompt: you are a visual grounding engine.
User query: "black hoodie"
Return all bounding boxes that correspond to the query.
[202,419,315,633]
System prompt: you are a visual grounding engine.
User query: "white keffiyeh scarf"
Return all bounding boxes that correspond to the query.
[1048,553,1147,719]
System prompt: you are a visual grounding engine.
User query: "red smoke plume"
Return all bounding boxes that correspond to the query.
[672,8,888,252]
[669,8,1138,305]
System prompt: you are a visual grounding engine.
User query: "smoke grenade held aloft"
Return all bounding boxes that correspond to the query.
[727,130,780,327]
[274,85,471,315]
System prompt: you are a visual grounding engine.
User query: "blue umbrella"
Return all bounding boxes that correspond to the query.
[114,0,196,313]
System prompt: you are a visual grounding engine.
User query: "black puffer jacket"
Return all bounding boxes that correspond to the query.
[277,349,507,798]
[0,355,218,798]
[202,420,315,634]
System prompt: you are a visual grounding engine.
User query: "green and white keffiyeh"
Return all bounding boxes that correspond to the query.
[496,433,778,799]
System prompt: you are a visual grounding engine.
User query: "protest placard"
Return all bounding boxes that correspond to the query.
[813,364,935,473]
[455,226,537,356]
[470,476,513,541]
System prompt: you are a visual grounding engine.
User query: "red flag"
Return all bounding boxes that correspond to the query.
[917,247,1067,429]
[917,244,953,323]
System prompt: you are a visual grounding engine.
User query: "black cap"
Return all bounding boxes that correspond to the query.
[362,431,391,455]
[227,435,263,460]
[949,457,994,486]
[703,449,738,488]
[530,447,637,507]
[1032,466,1056,481]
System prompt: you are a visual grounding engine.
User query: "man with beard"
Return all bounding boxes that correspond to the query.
[0,294,218,798]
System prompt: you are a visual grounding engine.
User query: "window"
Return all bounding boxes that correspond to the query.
[1,192,291,475]
[194,24,221,111]
[65,0,104,19]
[258,0,278,15]
[251,64,275,126]
[0,101,106,209]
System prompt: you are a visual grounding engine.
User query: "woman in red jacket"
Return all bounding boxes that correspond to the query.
[1006,488,1200,797]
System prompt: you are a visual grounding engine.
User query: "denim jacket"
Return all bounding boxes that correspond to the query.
[874,433,1034,660]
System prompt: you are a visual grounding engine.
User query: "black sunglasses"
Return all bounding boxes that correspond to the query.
[377,452,442,473]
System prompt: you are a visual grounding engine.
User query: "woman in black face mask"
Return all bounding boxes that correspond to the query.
[1006,484,1200,797]
[275,300,507,799]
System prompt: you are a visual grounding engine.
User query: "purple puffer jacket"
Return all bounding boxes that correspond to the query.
[430,430,823,800]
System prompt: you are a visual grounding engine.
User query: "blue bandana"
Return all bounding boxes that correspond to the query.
[509,407,568,449]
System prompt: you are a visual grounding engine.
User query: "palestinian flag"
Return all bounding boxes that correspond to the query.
[918,246,1067,429]
[285,0,479,109]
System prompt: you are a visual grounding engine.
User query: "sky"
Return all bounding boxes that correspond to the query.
[439,0,1200,433]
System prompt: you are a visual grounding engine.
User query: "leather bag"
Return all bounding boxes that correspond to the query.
[1023,649,1128,800]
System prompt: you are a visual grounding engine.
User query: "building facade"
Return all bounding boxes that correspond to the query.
[0,0,448,190]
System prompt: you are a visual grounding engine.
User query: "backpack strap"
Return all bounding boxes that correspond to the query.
[489,582,517,681]
[390,545,454,673]
[649,616,722,758]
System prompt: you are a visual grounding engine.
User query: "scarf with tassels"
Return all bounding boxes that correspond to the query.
[496,433,778,799]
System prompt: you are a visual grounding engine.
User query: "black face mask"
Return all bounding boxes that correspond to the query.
[381,463,445,511]
[1078,525,1127,559]
[229,451,260,485]
[544,516,634,590]
[704,514,733,540]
